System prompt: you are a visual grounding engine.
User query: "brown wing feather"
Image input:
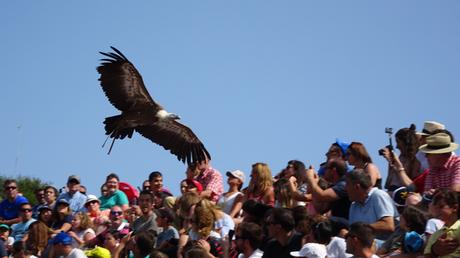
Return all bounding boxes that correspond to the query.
[135,120,211,164]
[97,47,159,112]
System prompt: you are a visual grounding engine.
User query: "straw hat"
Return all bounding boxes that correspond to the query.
[419,133,458,154]
[417,121,445,136]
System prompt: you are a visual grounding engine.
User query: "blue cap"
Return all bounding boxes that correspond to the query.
[404,231,423,253]
[335,139,350,156]
[52,232,72,245]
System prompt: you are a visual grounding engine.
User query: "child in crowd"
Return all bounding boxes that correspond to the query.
[424,188,460,257]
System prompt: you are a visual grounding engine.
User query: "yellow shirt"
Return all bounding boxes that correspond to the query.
[424,219,460,258]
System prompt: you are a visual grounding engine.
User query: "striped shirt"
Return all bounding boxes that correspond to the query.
[196,167,224,202]
[424,154,460,190]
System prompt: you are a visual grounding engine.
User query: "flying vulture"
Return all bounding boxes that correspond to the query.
[97,47,211,164]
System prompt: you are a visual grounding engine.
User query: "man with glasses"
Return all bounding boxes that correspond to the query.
[10,203,36,242]
[108,206,129,232]
[235,222,264,258]
[0,180,29,226]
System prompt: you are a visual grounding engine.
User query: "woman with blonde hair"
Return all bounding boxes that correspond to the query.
[244,162,275,206]
[347,142,383,189]
[68,211,96,247]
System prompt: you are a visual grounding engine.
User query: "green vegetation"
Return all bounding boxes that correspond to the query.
[0,175,51,205]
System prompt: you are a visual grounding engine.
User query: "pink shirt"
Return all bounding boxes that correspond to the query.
[424,154,460,190]
[196,167,224,202]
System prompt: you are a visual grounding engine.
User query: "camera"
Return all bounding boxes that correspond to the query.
[378,127,394,156]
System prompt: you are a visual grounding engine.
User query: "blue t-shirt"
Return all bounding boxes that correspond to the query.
[11,218,36,242]
[57,191,87,214]
[349,188,399,240]
[156,226,179,247]
[0,196,29,220]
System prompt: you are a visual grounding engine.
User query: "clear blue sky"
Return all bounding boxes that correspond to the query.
[1,1,459,196]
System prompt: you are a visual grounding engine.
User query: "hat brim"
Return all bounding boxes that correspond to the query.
[226,171,244,183]
[419,143,459,154]
[85,199,100,206]
[289,251,302,257]
[416,132,429,136]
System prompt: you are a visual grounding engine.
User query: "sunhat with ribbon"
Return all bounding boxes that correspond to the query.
[419,133,458,154]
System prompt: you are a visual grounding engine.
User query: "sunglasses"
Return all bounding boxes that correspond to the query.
[111,211,123,216]
[21,208,32,213]
[5,186,17,190]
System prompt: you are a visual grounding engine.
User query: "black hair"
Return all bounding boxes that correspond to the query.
[135,230,156,257]
[3,179,17,188]
[106,173,120,182]
[348,222,375,248]
[313,220,333,244]
[268,208,295,232]
[401,205,428,234]
[149,171,163,181]
[237,222,264,249]
[326,159,348,177]
[139,190,155,202]
[432,188,460,217]
[395,124,419,157]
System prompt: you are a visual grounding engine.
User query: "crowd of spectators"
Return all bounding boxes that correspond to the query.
[0,120,459,258]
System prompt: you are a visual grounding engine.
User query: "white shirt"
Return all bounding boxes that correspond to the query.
[217,191,243,215]
[237,248,264,258]
[65,248,87,258]
[327,237,352,258]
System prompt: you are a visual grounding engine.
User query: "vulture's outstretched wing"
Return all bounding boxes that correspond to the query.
[135,120,211,164]
[97,47,158,111]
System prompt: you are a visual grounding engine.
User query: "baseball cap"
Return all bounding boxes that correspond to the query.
[57,199,70,206]
[290,243,327,258]
[38,205,53,212]
[52,231,73,245]
[67,175,80,184]
[226,170,245,184]
[185,179,203,193]
[404,231,423,253]
[0,224,10,231]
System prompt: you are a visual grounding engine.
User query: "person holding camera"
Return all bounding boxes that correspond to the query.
[381,124,423,192]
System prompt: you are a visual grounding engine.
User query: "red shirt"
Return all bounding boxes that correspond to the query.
[196,167,224,202]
